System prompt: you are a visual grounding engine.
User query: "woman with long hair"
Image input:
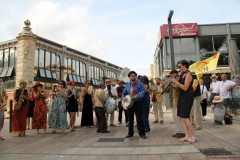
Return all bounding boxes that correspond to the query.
[32,82,47,134]
[27,87,35,130]
[0,89,7,140]
[49,80,68,133]
[12,79,29,137]
[171,60,197,143]
[199,78,208,121]
[67,81,79,131]
[80,80,94,128]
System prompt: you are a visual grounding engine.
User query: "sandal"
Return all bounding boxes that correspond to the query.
[0,137,5,140]
[179,137,190,142]
[51,130,56,134]
[62,130,66,134]
[189,137,197,144]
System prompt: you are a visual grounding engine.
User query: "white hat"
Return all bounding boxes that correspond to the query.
[210,74,218,79]
[212,96,223,103]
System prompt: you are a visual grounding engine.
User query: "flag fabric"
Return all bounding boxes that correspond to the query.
[189,52,220,75]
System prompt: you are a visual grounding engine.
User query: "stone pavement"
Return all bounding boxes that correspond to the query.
[0,108,240,160]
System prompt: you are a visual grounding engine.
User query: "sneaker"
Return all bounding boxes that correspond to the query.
[177,133,185,138]
[110,124,116,126]
[172,133,179,137]
[160,120,163,124]
[118,122,121,124]
[153,120,158,123]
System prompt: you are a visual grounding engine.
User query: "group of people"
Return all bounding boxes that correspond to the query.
[0,59,237,143]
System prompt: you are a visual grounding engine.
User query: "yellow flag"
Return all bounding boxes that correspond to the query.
[189,52,220,74]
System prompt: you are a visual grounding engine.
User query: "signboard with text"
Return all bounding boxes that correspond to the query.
[160,23,198,38]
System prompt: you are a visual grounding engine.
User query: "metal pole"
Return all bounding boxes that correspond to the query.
[168,10,175,69]
[9,100,12,133]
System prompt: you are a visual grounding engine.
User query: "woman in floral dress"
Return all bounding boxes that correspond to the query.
[49,80,68,133]
[32,82,47,134]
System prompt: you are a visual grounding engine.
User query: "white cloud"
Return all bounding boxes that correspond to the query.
[0,0,107,58]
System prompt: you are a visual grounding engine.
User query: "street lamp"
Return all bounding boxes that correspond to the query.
[168,10,175,70]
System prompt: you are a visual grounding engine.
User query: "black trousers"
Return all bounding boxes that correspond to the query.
[200,98,207,116]
[118,102,128,123]
[127,101,145,136]
[95,107,107,132]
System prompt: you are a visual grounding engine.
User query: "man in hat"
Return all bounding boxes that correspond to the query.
[116,80,128,125]
[94,83,110,133]
[209,74,220,102]
[122,71,146,139]
[151,76,164,124]
[165,70,185,138]
[104,79,118,126]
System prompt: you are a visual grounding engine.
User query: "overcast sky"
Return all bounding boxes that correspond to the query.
[1,0,240,76]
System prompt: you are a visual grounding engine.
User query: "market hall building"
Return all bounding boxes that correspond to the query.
[153,22,240,84]
[0,20,122,110]
[153,22,240,108]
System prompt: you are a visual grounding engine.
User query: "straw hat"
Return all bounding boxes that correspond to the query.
[210,74,218,79]
[155,76,161,80]
[19,79,27,85]
[105,79,111,83]
[212,96,223,103]
[118,80,124,84]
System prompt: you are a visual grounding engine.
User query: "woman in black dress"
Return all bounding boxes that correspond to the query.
[171,60,197,143]
[67,81,79,131]
[80,80,94,128]
[27,87,35,130]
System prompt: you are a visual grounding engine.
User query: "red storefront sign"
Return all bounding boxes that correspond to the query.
[160,23,198,38]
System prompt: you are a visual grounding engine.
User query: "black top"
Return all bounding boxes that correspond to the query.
[15,88,28,106]
[194,80,201,97]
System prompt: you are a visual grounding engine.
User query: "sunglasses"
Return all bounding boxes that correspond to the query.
[59,83,63,85]
[211,77,216,79]
[87,83,90,84]
[178,66,181,68]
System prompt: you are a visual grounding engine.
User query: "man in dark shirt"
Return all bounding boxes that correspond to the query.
[122,71,146,139]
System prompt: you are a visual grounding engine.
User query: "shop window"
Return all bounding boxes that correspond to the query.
[199,36,213,52]
[68,74,73,81]
[39,49,44,68]
[72,59,76,75]
[45,69,52,78]
[76,60,79,75]
[45,51,51,69]
[52,71,57,79]
[77,76,81,83]
[80,77,85,83]
[5,67,14,77]
[231,34,240,50]
[68,58,72,74]
[51,53,56,71]
[0,68,8,77]
[39,68,46,77]
[213,36,227,52]
[9,48,14,66]
[0,50,3,68]
[4,50,9,67]
[72,75,77,82]
[34,49,39,67]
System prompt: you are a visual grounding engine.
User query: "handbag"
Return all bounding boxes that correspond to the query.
[200,85,205,104]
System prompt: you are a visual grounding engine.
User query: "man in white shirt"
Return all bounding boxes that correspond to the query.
[220,74,238,109]
[104,79,118,126]
[209,74,220,102]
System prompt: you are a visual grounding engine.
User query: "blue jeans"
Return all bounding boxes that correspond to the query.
[210,93,219,102]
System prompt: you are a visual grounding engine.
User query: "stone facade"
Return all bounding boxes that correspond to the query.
[16,20,36,87]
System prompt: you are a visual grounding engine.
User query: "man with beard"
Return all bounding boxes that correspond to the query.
[122,71,146,139]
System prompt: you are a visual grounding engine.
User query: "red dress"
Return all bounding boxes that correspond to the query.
[12,89,28,134]
[32,94,47,129]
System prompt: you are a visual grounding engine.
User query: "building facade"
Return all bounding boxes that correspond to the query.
[0,20,122,110]
[153,22,240,108]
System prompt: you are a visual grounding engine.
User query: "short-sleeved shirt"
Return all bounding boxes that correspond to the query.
[210,81,220,94]
[200,85,208,99]
[220,80,236,99]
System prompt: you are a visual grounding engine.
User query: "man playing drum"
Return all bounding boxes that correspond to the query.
[122,71,146,139]
[104,79,118,126]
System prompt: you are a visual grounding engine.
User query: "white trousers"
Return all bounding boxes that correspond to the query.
[152,102,163,121]
[171,108,183,133]
[106,112,114,124]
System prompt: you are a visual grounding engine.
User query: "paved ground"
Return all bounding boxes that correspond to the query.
[0,107,240,160]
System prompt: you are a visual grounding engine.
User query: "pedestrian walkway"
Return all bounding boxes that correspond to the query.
[0,108,240,160]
